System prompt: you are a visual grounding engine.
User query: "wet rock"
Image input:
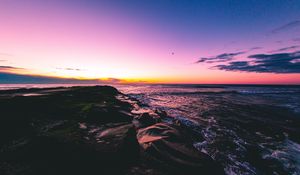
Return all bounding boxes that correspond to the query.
[0,86,142,175]
[173,119,205,143]
[137,123,224,175]
[0,122,140,175]
[134,113,161,129]
[94,123,140,156]
[82,104,133,124]
[154,109,168,118]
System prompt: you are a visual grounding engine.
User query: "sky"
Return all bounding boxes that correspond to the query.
[0,0,300,84]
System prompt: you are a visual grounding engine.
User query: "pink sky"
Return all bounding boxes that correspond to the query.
[0,1,300,84]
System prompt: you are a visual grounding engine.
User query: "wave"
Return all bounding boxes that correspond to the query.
[160,84,227,89]
[164,91,239,95]
[236,90,300,95]
[150,90,300,96]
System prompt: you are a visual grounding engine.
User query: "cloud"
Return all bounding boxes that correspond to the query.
[0,72,124,84]
[0,65,23,71]
[0,53,12,62]
[0,66,143,84]
[56,67,84,71]
[270,46,300,53]
[195,51,245,63]
[214,51,300,73]
[249,47,262,51]
[0,65,125,84]
[271,20,300,34]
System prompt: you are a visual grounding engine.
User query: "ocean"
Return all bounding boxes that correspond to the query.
[1,84,300,175]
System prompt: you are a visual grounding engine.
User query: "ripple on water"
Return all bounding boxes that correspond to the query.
[116,84,300,175]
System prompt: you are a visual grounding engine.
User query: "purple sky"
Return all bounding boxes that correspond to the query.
[0,0,300,84]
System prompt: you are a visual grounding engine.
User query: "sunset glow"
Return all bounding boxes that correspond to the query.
[1,0,300,84]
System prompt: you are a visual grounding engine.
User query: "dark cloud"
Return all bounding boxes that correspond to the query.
[0,66,128,84]
[249,47,262,51]
[0,66,124,84]
[0,72,123,84]
[195,51,245,63]
[271,20,300,34]
[0,65,23,70]
[0,60,7,62]
[214,51,300,73]
[270,46,300,53]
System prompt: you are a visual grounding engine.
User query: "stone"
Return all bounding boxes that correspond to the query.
[0,122,140,175]
[134,113,160,129]
[137,123,224,175]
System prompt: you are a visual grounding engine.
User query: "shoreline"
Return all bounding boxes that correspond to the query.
[0,86,224,175]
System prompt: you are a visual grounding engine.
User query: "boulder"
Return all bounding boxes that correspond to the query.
[134,113,160,129]
[94,123,140,156]
[137,123,224,175]
[83,104,133,124]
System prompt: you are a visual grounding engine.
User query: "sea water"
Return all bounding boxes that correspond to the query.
[1,84,300,175]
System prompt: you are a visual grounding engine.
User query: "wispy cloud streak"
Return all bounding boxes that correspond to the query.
[270,46,300,53]
[0,65,23,70]
[195,51,245,63]
[271,20,300,34]
[56,67,84,71]
[214,51,300,73]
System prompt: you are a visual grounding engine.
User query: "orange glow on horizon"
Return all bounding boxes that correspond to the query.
[0,1,300,85]
[2,68,299,85]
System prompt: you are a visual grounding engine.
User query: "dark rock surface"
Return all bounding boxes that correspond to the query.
[137,123,224,175]
[0,86,223,175]
[134,113,161,129]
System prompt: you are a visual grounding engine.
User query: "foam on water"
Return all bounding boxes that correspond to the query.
[116,84,300,175]
[260,139,300,174]
[1,84,300,174]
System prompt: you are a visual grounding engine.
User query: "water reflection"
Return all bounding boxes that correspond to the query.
[116,84,300,175]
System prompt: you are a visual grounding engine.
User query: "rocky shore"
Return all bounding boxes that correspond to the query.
[0,86,224,175]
